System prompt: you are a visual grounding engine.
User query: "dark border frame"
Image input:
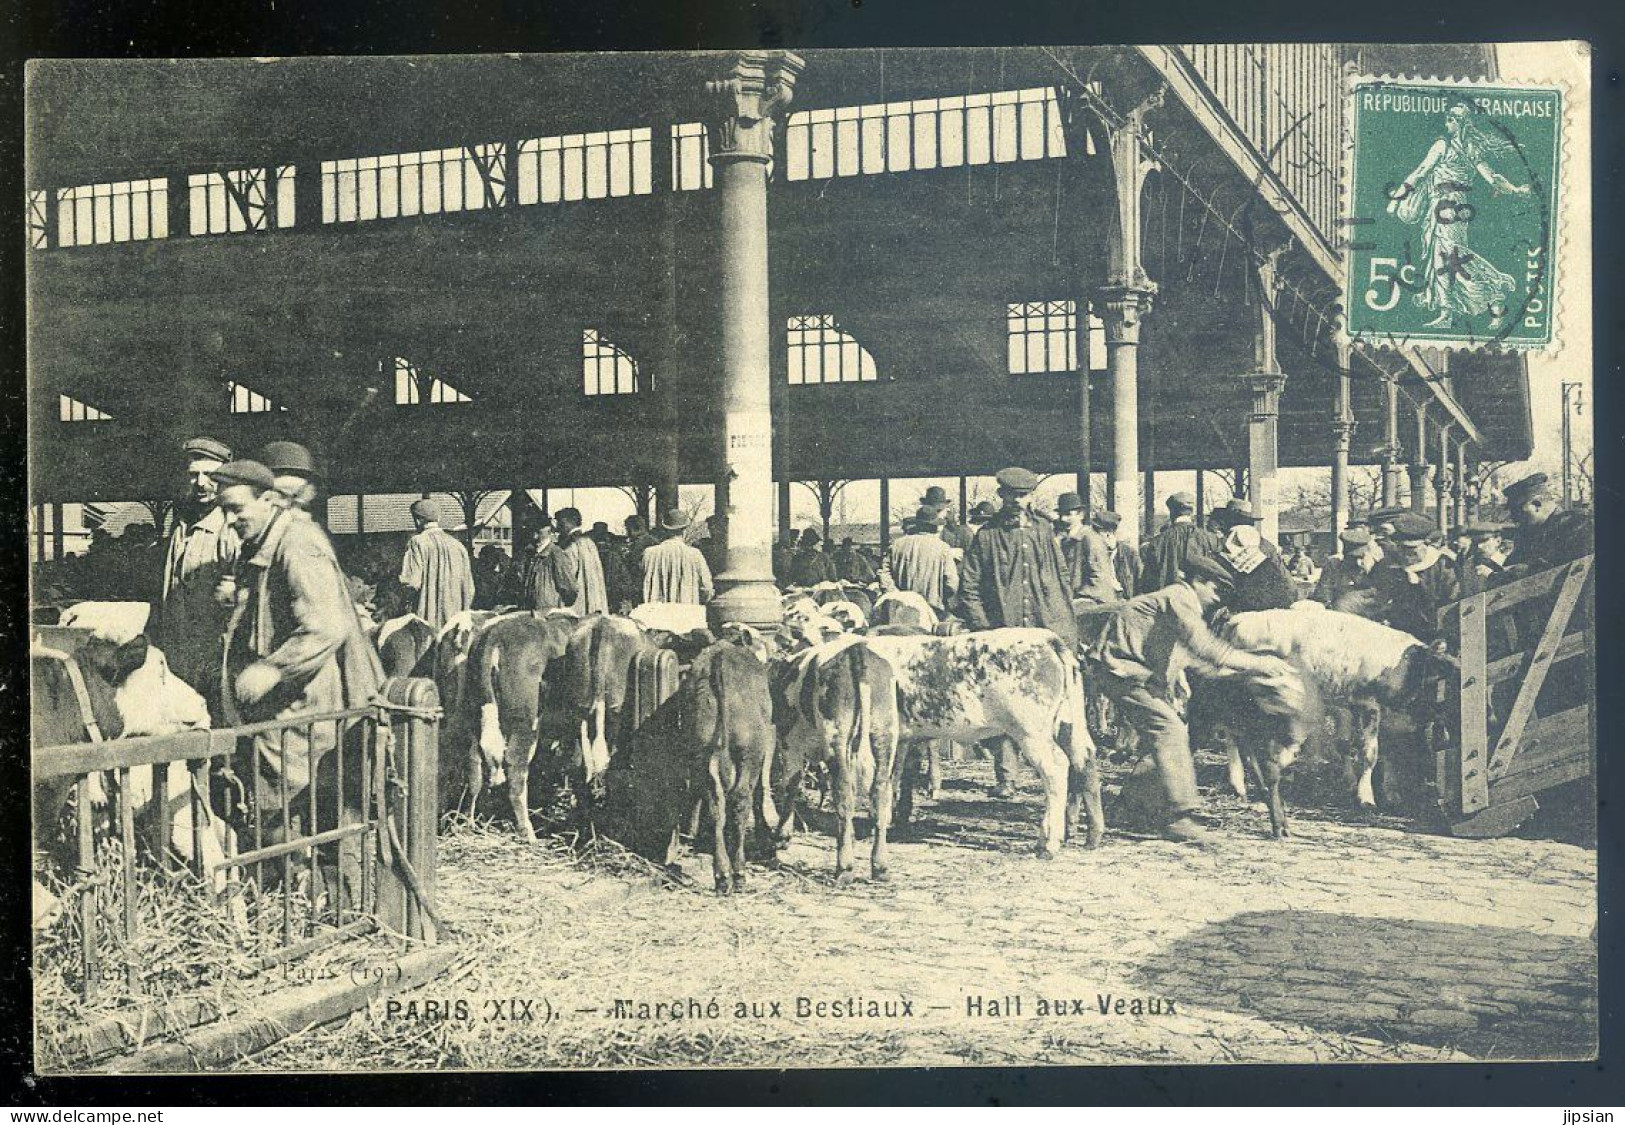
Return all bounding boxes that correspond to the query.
[2,0,1618,1106]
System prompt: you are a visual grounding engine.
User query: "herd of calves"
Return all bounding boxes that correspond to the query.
[375,586,1451,894]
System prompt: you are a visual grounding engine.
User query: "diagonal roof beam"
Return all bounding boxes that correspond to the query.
[1132,44,1483,447]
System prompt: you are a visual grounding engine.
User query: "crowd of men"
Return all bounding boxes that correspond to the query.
[117,434,1594,850]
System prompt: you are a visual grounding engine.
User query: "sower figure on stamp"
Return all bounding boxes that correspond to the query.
[1387,102,1533,331]
[215,460,385,908]
[957,467,1080,799]
[1089,556,1295,844]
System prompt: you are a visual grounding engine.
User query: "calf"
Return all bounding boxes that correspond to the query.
[466,613,577,838]
[376,613,437,679]
[32,607,230,920]
[1217,606,1456,812]
[683,641,775,893]
[769,635,901,883]
[1185,666,1311,838]
[861,628,1103,857]
[873,590,938,630]
[563,615,656,789]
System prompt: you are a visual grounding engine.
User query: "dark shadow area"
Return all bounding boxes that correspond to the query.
[1133,909,1597,1060]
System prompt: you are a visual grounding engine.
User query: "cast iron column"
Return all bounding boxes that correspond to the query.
[1243,245,1288,544]
[704,50,804,629]
[1381,371,1403,509]
[1097,285,1155,546]
[1331,350,1356,536]
[1408,401,1433,516]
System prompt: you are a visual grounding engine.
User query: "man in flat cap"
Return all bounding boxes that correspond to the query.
[398,497,475,632]
[1369,511,1460,642]
[883,506,960,615]
[1450,520,1509,596]
[1090,555,1294,843]
[967,500,998,529]
[213,459,384,895]
[1500,472,1592,575]
[1312,526,1386,618]
[957,467,1078,646]
[641,509,715,605]
[157,436,242,714]
[1055,491,1120,607]
[1091,510,1140,600]
[1140,490,1222,593]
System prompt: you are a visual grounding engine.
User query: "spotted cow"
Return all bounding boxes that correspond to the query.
[861,628,1103,857]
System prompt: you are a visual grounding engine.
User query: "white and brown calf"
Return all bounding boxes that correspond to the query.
[768,634,902,883]
[1218,606,1458,812]
[861,628,1103,858]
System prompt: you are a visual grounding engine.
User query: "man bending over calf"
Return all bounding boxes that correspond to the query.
[1088,556,1291,844]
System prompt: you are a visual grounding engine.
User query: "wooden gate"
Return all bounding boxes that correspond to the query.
[1434,556,1594,837]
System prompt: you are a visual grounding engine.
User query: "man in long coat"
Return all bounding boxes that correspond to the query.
[956,467,1078,647]
[1093,510,1141,600]
[1055,491,1120,606]
[1140,491,1222,592]
[214,460,384,902]
[641,510,715,604]
[1500,472,1593,574]
[158,436,241,712]
[398,497,475,632]
[884,507,960,614]
[518,522,579,612]
[556,507,609,615]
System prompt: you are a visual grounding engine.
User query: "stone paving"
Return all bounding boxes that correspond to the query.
[264,755,1598,1069]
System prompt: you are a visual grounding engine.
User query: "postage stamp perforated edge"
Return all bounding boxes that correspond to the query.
[1335,69,1573,358]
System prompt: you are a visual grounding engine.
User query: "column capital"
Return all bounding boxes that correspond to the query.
[1243,371,1287,395]
[1332,417,1358,447]
[704,50,805,164]
[1095,283,1157,344]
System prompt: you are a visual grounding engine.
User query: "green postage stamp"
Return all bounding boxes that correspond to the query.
[1343,77,1564,351]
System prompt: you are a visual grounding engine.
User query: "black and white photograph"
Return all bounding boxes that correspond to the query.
[22,41,1597,1076]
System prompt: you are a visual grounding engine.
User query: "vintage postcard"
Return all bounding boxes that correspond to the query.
[25,42,1595,1075]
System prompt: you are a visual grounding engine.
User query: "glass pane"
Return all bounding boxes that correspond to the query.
[836,120,860,176]
[401,164,421,216]
[1020,99,1045,160]
[994,103,1019,162]
[337,169,357,221]
[632,137,652,194]
[518,149,539,205]
[966,105,992,165]
[1027,333,1045,373]
[442,157,463,212]
[886,113,911,172]
[133,194,151,240]
[804,344,822,385]
[811,121,835,179]
[609,141,631,196]
[562,146,584,201]
[585,142,608,199]
[1048,329,1068,372]
[93,195,112,243]
[788,347,803,386]
[914,111,937,169]
[861,118,885,174]
[1008,331,1025,374]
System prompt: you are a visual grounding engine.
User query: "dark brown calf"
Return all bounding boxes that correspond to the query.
[683,642,774,893]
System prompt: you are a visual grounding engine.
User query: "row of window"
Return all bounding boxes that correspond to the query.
[30,85,1073,248]
[58,305,1105,422]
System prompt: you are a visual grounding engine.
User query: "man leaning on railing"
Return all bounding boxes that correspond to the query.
[213,459,385,903]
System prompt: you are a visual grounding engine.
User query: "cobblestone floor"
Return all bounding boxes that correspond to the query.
[263,753,1598,1070]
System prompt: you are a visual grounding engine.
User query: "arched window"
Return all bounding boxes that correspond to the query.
[787,315,878,385]
[228,381,285,414]
[59,395,111,422]
[394,358,472,405]
[583,329,641,396]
